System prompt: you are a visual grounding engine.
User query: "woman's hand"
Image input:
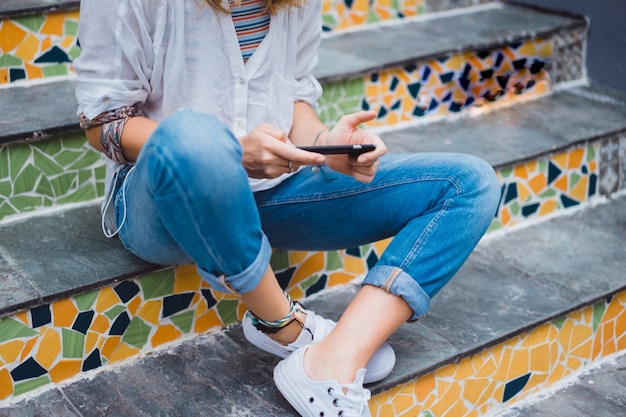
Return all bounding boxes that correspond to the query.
[239,123,325,179]
[318,111,387,183]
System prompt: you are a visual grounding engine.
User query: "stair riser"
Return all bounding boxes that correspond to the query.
[322,0,494,32]
[370,290,626,417]
[490,133,626,233]
[3,131,624,233]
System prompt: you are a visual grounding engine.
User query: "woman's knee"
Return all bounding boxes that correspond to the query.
[143,109,244,182]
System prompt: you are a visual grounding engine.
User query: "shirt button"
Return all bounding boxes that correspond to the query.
[239,78,246,85]
[102,96,110,102]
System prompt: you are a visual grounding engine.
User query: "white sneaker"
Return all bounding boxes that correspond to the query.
[274,347,372,417]
[242,307,395,384]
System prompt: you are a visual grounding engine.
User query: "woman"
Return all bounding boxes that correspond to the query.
[74,0,501,415]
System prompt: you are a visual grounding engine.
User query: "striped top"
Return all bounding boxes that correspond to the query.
[230,0,270,62]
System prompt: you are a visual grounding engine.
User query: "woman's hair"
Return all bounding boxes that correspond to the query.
[204,0,304,14]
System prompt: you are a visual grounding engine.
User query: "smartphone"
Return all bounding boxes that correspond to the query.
[297,144,376,156]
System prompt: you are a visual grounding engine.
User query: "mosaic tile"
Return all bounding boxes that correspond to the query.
[0,132,105,222]
[488,143,599,233]
[318,38,554,128]
[548,27,587,83]
[369,290,626,416]
[0,240,386,400]
[0,10,79,85]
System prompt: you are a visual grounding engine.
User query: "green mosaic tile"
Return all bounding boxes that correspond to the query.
[105,305,126,320]
[57,183,99,205]
[49,172,78,197]
[302,275,320,290]
[216,299,238,326]
[551,316,566,330]
[592,301,606,332]
[62,328,86,358]
[33,149,64,176]
[65,20,79,36]
[327,251,343,271]
[42,64,69,78]
[122,317,152,349]
[140,270,176,300]
[0,180,11,197]
[75,290,99,311]
[270,249,290,271]
[171,310,194,333]
[14,15,45,32]
[0,55,22,67]
[9,146,29,179]
[13,376,50,397]
[13,164,42,195]
[10,196,47,212]
[0,202,17,218]
[35,176,54,197]
[0,318,38,343]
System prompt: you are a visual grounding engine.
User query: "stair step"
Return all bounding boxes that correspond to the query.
[2,82,624,316]
[1,3,586,141]
[0,0,78,19]
[1,193,624,415]
[316,2,583,81]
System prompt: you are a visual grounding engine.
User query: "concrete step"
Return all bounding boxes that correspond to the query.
[0,82,625,405]
[0,193,624,415]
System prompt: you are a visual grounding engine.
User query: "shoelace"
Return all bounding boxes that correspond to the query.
[328,383,371,417]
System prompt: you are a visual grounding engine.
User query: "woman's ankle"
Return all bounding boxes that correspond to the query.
[266,310,307,345]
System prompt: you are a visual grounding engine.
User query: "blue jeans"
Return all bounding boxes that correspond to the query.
[115,110,501,320]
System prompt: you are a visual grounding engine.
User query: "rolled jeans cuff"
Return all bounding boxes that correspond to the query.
[196,235,273,295]
[362,265,431,321]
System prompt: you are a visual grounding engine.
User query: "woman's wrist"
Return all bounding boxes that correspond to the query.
[312,129,330,146]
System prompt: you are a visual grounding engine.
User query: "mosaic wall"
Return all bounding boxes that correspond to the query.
[0,240,389,400]
[318,37,554,128]
[370,290,626,416]
[490,143,599,233]
[0,132,105,221]
[320,0,495,32]
[0,10,80,85]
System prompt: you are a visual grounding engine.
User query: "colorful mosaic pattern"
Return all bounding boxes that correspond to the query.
[370,290,626,416]
[0,132,105,222]
[0,0,496,85]
[0,241,389,400]
[0,10,80,85]
[490,143,599,232]
[318,38,553,129]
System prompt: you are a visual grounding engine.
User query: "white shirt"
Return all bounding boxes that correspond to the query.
[74,0,323,235]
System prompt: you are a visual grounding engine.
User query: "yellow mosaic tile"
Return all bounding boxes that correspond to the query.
[370,291,626,416]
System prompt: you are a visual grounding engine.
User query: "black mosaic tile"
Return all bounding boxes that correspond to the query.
[162,293,194,318]
[31,304,52,328]
[275,266,296,290]
[306,274,327,297]
[109,312,131,336]
[10,357,47,382]
[72,311,95,335]
[201,289,217,309]
[503,373,531,402]
[82,349,102,372]
[114,281,140,303]
[34,46,71,64]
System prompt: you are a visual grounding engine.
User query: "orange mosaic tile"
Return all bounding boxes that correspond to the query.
[370,291,626,416]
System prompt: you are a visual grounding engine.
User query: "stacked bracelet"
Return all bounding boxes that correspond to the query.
[78,103,144,165]
[247,292,304,334]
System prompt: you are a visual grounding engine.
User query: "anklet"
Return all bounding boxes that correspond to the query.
[248,292,306,335]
